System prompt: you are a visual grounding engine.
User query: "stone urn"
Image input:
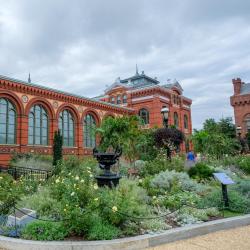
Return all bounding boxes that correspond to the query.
[93,147,122,188]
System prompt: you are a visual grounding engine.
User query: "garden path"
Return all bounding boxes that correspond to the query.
[149,225,250,250]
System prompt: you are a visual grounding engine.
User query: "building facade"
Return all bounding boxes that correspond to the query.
[230,78,250,137]
[0,75,134,167]
[97,70,192,151]
[0,70,192,167]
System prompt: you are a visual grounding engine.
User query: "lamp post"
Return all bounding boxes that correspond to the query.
[161,107,171,160]
[161,107,169,128]
[236,126,242,138]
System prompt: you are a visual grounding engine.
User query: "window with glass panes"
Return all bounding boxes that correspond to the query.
[28,105,48,145]
[123,95,127,103]
[174,112,179,128]
[138,108,149,125]
[184,114,188,129]
[117,95,121,104]
[0,98,16,144]
[58,110,74,147]
[84,114,96,148]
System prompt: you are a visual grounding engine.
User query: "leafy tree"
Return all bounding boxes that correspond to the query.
[192,117,240,158]
[153,127,184,159]
[96,116,142,165]
[53,130,63,167]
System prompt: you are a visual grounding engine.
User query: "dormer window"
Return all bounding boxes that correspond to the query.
[117,95,121,104]
[123,95,127,104]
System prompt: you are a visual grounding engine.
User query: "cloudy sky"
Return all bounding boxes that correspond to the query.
[1,0,250,129]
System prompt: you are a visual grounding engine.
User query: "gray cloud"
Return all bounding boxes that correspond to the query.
[0,0,250,129]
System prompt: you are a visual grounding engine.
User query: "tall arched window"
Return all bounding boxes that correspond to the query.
[84,114,96,148]
[174,112,179,128]
[117,95,121,104]
[28,105,48,145]
[0,98,16,144]
[58,110,74,147]
[110,96,115,104]
[184,114,188,129]
[138,108,149,125]
[245,114,250,132]
[123,95,127,104]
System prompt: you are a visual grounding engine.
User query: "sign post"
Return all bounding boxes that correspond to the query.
[213,173,234,208]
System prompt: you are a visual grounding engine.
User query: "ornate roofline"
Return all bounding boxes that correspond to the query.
[0,74,134,114]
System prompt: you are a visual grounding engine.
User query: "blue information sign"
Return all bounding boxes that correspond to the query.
[213,173,234,185]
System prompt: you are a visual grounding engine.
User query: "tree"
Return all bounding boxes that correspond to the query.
[53,130,63,167]
[96,116,142,165]
[153,127,184,160]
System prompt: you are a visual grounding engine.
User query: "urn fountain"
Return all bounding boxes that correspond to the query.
[93,147,122,188]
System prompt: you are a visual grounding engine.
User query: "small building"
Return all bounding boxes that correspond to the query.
[230,78,250,137]
[97,69,192,151]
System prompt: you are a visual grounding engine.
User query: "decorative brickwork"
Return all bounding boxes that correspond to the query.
[230,78,250,137]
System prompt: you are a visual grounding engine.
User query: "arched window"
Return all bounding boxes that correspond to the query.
[122,95,127,104]
[138,108,149,125]
[58,110,74,147]
[245,114,250,132]
[84,114,96,148]
[117,95,121,104]
[184,114,188,129]
[0,98,16,144]
[174,112,179,128]
[110,96,115,104]
[28,105,48,145]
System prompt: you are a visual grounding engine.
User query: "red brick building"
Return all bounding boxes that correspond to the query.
[231,78,250,137]
[97,70,192,151]
[0,70,192,167]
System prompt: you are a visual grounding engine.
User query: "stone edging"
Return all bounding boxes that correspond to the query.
[0,214,250,250]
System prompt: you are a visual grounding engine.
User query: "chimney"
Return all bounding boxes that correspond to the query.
[232,78,243,95]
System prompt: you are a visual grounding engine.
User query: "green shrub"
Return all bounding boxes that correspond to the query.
[232,179,250,198]
[150,170,201,194]
[236,156,250,174]
[87,217,120,240]
[188,163,213,181]
[140,153,185,177]
[21,221,67,240]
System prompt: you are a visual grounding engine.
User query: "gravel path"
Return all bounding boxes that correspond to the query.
[149,225,250,250]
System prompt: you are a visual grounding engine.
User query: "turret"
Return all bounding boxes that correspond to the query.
[232,78,243,95]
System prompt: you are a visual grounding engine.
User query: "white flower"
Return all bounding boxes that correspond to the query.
[112,206,118,213]
[80,179,84,183]
[55,179,60,183]
[75,176,79,180]
[89,174,93,178]
[93,184,98,190]
[0,176,3,180]
[94,198,98,201]
[70,192,75,196]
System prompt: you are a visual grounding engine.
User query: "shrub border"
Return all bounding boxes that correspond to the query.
[0,214,250,250]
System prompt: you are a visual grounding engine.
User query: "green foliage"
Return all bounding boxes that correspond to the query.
[53,130,63,168]
[87,216,121,240]
[21,221,67,240]
[236,156,250,174]
[0,174,23,212]
[188,163,214,181]
[10,153,53,171]
[140,152,185,177]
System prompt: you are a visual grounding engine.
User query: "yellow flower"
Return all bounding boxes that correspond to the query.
[0,176,3,180]
[112,206,118,213]
[93,184,98,190]
[64,208,67,212]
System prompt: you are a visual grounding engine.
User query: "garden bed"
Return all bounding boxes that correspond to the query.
[0,214,250,250]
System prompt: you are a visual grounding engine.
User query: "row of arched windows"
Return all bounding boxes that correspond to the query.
[137,107,189,129]
[0,98,96,148]
[110,95,127,105]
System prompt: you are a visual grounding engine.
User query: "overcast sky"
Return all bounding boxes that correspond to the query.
[1,0,250,129]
